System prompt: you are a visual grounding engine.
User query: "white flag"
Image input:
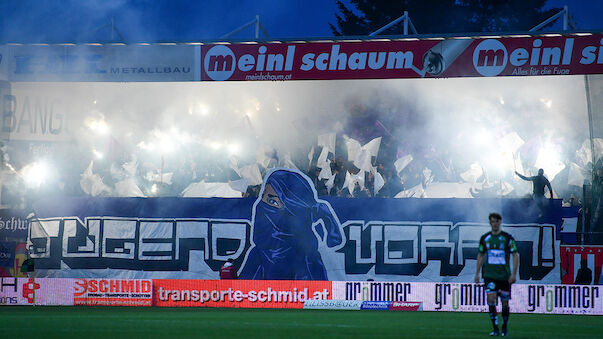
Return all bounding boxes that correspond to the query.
[256,145,274,169]
[317,146,330,169]
[115,178,145,197]
[499,132,524,153]
[319,163,332,180]
[353,149,373,173]
[363,137,382,157]
[80,161,111,196]
[394,154,413,174]
[238,164,263,186]
[229,179,249,193]
[182,181,242,198]
[460,163,483,183]
[374,171,385,194]
[122,158,138,177]
[568,162,586,187]
[317,133,336,153]
[345,137,362,162]
[347,170,365,195]
[145,171,173,185]
[308,146,315,167]
[282,152,299,170]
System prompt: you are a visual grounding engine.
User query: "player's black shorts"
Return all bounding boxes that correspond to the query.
[484,278,511,300]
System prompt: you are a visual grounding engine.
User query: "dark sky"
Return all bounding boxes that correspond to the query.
[0,0,600,43]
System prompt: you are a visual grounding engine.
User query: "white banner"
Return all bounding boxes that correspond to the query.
[3,44,196,82]
[332,281,602,315]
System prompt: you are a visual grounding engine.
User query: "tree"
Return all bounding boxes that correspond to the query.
[330,0,562,36]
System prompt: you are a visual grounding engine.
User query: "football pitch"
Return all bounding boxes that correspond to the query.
[1,306,601,338]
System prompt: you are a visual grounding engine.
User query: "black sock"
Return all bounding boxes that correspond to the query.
[502,306,509,331]
[489,305,498,330]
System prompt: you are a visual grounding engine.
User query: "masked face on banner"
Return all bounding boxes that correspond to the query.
[240,168,343,280]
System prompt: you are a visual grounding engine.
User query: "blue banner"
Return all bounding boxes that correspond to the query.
[0,241,16,267]
[28,169,569,283]
[0,209,28,241]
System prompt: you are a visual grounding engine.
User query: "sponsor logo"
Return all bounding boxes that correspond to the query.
[154,280,331,308]
[473,39,508,76]
[473,38,578,76]
[0,277,18,292]
[345,281,411,301]
[435,283,486,310]
[109,67,190,74]
[22,278,40,304]
[0,296,17,304]
[73,279,152,306]
[74,279,152,297]
[527,285,600,312]
[303,299,363,310]
[360,301,392,310]
[389,301,422,311]
[204,45,236,81]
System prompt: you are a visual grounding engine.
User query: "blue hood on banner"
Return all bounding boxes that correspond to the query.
[240,169,343,280]
[27,169,569,282]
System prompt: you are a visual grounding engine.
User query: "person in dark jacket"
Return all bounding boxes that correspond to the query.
[574,259,592,285]
[515,168,553,217]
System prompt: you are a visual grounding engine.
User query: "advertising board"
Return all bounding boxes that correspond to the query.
[332,281,602,315]
[152,279,331,308]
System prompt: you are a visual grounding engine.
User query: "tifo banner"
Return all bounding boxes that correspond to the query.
[201,34,603,81]
[153,279,330,308]
[28,169,565,283]
[332,281,602,315]
[560,246,603,285]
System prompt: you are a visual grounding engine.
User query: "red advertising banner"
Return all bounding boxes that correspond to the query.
[560,246,603,285]
[73,279,153,306]
[389,301,423,311]
[200,34,603,81]
[153,279,331,308]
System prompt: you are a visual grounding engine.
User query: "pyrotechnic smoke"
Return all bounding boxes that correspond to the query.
[3,73,594,200]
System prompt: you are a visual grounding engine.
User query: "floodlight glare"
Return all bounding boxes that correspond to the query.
[473,129,492,146]
[88,119,110,135]
[93,150,104,159]
[209,141,222,150]
[539,98,553,109]
[227,142,240,155]
[535,144,565,180]
[21,161,50,188]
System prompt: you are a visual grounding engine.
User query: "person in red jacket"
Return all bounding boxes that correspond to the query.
[220,259,238,279]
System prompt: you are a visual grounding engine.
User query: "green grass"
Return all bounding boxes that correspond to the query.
[1,306,601,338]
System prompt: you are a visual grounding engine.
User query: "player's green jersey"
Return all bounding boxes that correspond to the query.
[478,231,517,281]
